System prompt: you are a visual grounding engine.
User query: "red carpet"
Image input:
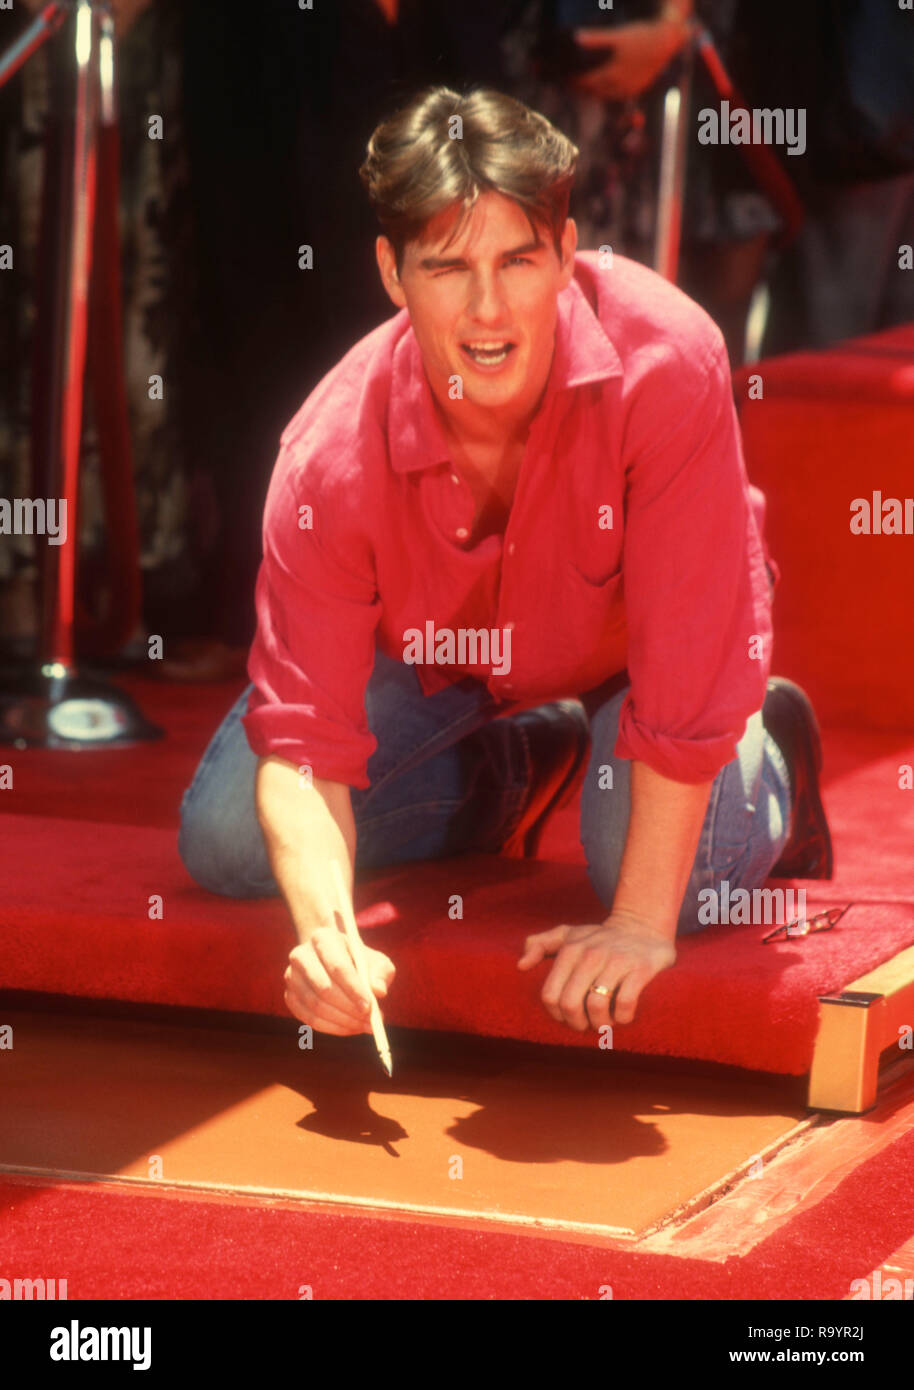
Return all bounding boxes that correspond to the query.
[3,1115,914,1299]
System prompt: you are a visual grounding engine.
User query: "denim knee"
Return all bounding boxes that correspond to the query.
[176,681,279,899]
[578,686,631,913]
[177,795,237,896]
[579,691,792,936]
[177,790,274,899]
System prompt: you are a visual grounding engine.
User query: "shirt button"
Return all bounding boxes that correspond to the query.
[450,472,460,485]
[507,542,516,556]
[456,527,468,540]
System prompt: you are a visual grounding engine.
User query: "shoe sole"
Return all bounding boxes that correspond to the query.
[500,724,591,860]
[765,677,834,879]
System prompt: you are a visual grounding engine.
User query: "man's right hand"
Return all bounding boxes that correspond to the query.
[284,928,395,1036]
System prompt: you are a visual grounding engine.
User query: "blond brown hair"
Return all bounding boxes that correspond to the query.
[359,86,579,274]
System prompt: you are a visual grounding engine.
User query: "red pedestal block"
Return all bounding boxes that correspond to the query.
[734,324,914,730]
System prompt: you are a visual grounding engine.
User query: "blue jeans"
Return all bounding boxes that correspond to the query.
[178,648,792,936]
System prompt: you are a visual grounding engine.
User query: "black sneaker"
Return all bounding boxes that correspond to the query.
[500,700,591,859]
[763,677,834,879]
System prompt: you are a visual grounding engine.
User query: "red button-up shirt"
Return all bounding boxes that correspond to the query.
[243,251,775,789]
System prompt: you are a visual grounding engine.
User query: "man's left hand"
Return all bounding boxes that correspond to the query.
[517,913,676,1030]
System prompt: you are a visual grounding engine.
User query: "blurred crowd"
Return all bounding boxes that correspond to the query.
[1,0,912,672]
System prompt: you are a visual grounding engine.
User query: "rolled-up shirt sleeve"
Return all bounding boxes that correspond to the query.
[615,332,773,782]
[241,445,381,789]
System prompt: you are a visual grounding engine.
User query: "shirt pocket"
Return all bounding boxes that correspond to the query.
[558,564,628,677]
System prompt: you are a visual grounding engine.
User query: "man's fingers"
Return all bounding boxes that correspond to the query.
[286,955,369,1027]
[580,979,617,1032]
[283,980,371,1035]
[313,931,374,1013]
[583,970,649,1029]
[533,922,677,1032]
[284,936,396,1036]
[367,950,396,997]
[610,971,654,1026]
[284,990,368,1036]
[555,944,615,1031]
[517,941,546,968]
[518,923,572,968]
[300,979,371,1031]
[585,962,660,1029]
[539,938,594,1025]
[285,972,363,1029]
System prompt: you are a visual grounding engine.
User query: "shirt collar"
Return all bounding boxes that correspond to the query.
[389,271,623,474]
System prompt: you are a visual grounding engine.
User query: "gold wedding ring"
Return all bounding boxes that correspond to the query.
[588,984,612,997]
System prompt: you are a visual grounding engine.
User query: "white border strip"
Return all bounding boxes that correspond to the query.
[0,1164,637,1240]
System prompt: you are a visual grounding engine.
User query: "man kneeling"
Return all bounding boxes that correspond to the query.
[178,86,831,1041]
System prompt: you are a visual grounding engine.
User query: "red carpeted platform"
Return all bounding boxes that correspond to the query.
[734,323,914,731]
[1,675,913,1077]
[2,324,913,1081]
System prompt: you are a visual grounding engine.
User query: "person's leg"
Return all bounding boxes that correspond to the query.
[177,648,533,897]
[177,680,269,896]
[348,654,535,871]
[578,684,792,936]
[765,173,914,352]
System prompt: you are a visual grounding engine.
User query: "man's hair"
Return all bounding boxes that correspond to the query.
[359,86,579,275]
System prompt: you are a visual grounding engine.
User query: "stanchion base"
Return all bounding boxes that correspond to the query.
[0,662,164,749]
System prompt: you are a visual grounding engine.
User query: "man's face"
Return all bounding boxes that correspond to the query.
[377,191,577,426]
